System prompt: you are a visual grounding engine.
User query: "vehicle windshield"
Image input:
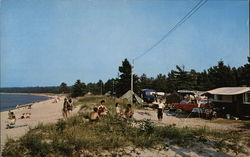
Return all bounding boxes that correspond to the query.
[200,100,209,104]
[180,99,189,103]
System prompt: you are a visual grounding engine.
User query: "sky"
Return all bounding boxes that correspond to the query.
[0,0,249,87]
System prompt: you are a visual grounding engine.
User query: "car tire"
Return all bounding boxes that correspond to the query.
[177,107,183,113]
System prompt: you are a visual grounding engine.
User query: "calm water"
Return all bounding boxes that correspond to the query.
[0,93,50,112]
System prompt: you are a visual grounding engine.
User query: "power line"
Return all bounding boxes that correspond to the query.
[133,0,208,61]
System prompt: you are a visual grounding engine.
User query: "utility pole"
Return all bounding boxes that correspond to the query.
[131,60,134,105]
[112,79,115,96]
[100,82,103,95]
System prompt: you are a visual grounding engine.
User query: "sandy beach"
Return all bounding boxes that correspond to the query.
[0,95,79,152]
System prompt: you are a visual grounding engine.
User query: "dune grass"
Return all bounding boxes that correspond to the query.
[2,96,248,156]
[3,116,246,156]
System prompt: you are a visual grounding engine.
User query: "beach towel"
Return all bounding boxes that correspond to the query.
[6,124,28,129]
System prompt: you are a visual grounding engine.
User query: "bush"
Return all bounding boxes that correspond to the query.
[21,133,52,157]
[56,119,66,132]
[2,138,25,157]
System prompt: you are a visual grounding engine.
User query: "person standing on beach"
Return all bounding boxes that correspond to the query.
[62,98,68,119]
[67,98,73,116]
[157,99,165,121]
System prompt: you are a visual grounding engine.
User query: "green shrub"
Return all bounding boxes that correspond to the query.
[21,133,51,157]
[56,119,66,132]
[2,138,25,157]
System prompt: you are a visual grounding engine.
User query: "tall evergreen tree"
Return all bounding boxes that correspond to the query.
[196,70,212,91]
[116,58,139,97]
[237,57,250,86]
[166,65,198,91]
[71,80,86,97]
[87,83,98,95]
[97,80,104,95]
[152,74,168,92]
[59,82,70,93]
[138,73,154,90]
[207,61,237,88]
[104,79,116,95]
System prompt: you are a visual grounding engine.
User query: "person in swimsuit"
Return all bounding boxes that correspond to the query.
[62,98,68,119]
[98,100,108,116]
[124,104,134,118]
[90,107,99,122]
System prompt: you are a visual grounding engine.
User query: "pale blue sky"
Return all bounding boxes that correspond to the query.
[1,0,249,87]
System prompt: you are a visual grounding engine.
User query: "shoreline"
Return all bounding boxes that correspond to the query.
[0,94,64,152]
[0,92,59,96]
[0,93,58,113]
[1,93,80,153]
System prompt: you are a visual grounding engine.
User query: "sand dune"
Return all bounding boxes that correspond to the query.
[0,95,79,152]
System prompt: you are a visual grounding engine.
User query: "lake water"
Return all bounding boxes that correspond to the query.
[0,93,50,112]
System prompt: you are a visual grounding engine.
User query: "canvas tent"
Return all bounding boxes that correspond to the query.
[120,90,143,104]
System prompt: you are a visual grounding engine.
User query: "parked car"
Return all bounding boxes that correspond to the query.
[172,99,208,112]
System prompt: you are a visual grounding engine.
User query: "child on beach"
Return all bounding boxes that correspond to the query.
[124,104,134,118]
[98,100,108,116]
[115,103,122,117]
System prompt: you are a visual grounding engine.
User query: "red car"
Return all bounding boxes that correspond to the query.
[173,99,206,112]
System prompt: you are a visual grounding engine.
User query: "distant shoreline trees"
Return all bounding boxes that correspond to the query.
[1,57,249,96]
[59,82,70,94]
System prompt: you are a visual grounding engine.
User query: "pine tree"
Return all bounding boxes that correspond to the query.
[71,80,86,97]
[237,58,250,86]
[116,59,139,97]
[207,61,237,88]
[59,82,70,93]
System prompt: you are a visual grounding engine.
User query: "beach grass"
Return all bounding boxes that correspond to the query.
[2,95,248,156]
[76,95,142,114]
[3,116,246,156]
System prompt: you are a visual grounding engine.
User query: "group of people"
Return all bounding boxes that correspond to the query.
[63,97,165,122]
[89,100,134,122]
[7,105,33,126]
[62,98,74,119]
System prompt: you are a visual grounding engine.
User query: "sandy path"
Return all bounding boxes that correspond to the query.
[134,109,242,131]
[0,96,80,152]
[133,109,250,157]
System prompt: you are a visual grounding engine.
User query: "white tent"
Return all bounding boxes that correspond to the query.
[120,90,143,104]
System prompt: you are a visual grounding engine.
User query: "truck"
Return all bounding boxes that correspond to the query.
[141,89,156,103]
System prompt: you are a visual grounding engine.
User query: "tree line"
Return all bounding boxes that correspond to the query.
[67,57,250,97]
[0,86,60,93]
[1,57,249,97]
